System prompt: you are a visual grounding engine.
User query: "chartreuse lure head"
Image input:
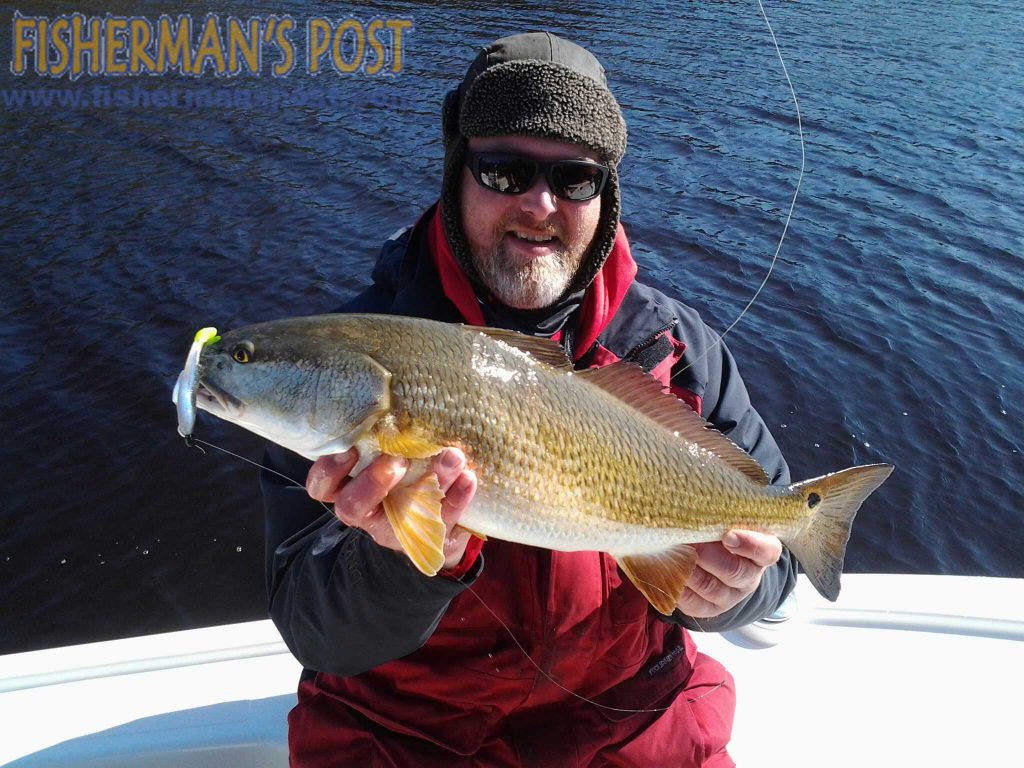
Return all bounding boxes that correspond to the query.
[173,327,220,441]
[195,327,220,346]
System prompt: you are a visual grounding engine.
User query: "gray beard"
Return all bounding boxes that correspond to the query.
[473,241,581,310]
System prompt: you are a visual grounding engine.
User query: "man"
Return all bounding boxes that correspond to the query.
[263,32,797,767]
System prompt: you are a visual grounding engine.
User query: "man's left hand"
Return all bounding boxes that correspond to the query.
[675,530,783,618]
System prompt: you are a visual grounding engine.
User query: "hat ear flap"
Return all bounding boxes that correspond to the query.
[442,89,460,148]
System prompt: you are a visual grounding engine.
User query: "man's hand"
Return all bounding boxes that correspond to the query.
[675,530,783,618]
[305,448,478,570]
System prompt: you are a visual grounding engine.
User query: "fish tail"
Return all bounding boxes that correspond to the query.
[784,464,894,601]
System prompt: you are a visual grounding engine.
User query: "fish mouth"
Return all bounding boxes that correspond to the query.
[196,380,242,417]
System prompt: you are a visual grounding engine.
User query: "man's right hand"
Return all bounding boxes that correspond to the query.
[305,448,478,570]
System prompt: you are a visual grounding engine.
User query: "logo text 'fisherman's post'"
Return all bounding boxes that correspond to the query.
[9,12,413,80]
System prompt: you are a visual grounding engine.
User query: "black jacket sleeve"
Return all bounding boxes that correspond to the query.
[665,309,799,632]
[261,253,482,677]
[262,440,482,676]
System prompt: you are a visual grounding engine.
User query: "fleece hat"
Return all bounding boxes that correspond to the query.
[440,32,628,300]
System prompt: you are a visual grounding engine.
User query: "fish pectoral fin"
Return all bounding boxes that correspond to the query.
[376,421,446,459]
[615,544,698,616]
[382,473,447,576]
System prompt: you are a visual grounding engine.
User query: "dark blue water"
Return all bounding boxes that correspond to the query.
[1,1,1021,654]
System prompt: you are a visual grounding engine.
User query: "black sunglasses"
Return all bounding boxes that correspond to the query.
[464,150,609,202]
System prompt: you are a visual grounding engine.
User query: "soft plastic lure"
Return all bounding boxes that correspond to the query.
[172,327,219,440]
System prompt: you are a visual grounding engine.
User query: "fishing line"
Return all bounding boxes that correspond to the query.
[180,0,795,720]
[462,580,725,713]
[670,0,805,383]
[186,437,333,515]
[185,434,721,713]
[436,2,795,712]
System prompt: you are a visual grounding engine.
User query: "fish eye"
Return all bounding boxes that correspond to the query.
[231,341,255,364]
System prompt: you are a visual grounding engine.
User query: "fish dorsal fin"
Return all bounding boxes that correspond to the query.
[578,363,772,486]
[467,326,573,371]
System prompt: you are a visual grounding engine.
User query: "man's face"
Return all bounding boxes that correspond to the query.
[459,135,603,310]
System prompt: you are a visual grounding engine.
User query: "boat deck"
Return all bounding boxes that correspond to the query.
[2,574,1021,767]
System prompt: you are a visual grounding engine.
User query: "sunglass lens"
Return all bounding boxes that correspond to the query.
[476,155,536,194]
[550,163,605,201]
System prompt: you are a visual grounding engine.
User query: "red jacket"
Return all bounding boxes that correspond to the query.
[263,206,796,766]
[290,544,737,766]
